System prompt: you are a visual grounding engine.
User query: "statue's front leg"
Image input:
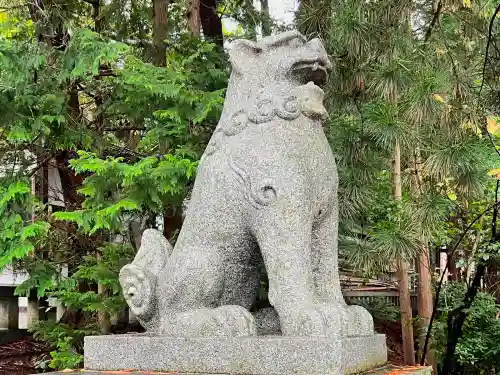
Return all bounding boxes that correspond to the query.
[312,205,374,337]
[119,229,172,331]
[253,202,340,337]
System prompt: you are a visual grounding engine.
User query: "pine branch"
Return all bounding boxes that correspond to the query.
[424,1,443,42]
[437,25,459,83]
[479,4,500,97]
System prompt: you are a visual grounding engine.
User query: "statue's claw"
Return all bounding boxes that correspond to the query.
[277,301,374,337]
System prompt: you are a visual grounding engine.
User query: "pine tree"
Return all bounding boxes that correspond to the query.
[297,0,499,367]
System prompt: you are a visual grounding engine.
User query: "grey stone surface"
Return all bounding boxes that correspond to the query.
[343,335,387,374]
[41,365,432,375]
[253,307,281,335]
[83,334,387,375]
[119,29,374,339]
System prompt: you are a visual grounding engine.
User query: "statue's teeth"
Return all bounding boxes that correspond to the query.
[313,62,319,71]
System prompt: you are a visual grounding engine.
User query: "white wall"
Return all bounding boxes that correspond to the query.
[0,267,28,287]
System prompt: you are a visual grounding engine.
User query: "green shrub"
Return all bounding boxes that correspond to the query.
[433,282,500,374]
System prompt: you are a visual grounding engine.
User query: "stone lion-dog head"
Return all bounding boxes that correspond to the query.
[204,31,333,158]
[229,30,332,89]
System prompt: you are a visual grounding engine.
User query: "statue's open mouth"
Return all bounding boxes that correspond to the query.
[290,59,329,87]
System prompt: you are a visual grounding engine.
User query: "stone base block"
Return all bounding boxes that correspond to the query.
[38,367,432,375]
[84,334,387,375]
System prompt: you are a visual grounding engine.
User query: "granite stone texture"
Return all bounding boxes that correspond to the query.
[83,334,387,375]
[253,307,282,335]
[118,29,374,338]
[104,30,387,375]
[39,366,432,375]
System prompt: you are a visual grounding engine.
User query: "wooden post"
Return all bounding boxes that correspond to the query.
[0,297,19,330]
[393,140,416,365]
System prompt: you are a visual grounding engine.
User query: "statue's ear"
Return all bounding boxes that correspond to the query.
[229,39,262,74]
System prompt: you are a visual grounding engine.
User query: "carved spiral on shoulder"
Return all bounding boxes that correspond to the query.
[119,264,156,320]
[250,181,277,207]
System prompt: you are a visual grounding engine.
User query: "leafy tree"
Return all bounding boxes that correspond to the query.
[0,0,230,368]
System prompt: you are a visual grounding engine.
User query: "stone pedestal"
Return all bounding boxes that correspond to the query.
[0,297,18,330]
[27,299,39,329]
[37,366,432,375]
[84,334,387,375]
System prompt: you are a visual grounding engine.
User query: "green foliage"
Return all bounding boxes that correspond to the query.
[51,242,133,312]
[54,152,198,234]
[0,180,49,269]
[19,241,134,369]
[0,1,230,369]
[31,321,96,370]
[433,282,500,373]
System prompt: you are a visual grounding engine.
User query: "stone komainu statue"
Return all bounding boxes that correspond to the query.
[119,31,374,337]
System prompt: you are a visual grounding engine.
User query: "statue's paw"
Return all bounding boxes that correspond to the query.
[253,307,281,335]
[342,304,374,337]
[119,263,156,320]
[306,303,374,337]
[212,305,257,336]
[278,302,374,337]
[278,303,342,337]
[165,305,257,337]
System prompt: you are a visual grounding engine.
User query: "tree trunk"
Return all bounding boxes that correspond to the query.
[152,0,169,66]
[200,0,223,47]
[392,140,416,366]
[187,0,201,36]
[396,260,416,365]
[392,140,402,200]
[410,147,436,370]
[92,0,103,33]
[260,0,271,36]
[416,247,435,369]
[97,282,111,333]
[150,0,184,240]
